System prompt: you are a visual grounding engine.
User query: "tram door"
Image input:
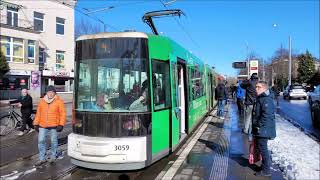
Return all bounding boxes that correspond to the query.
[177,63,187,135]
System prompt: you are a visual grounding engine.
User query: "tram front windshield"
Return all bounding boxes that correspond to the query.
[75,38,150,112]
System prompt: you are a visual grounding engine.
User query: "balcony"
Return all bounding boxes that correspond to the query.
[0,15,39,33]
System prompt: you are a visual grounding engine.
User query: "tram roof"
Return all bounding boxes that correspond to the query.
[76,32,148,41]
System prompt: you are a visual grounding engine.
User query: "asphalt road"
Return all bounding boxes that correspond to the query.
[278,96,320,140]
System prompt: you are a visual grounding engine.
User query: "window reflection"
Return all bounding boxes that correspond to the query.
[77,58,149,112]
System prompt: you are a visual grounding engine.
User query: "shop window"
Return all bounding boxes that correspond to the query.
[56,17,65,35]
[152,60,171,110]
[56,50,65,70]
[28,40,35,63]
[0,77,29,90]
[7,7,18,27]
[54,79,66,92]
[34,12,44,32]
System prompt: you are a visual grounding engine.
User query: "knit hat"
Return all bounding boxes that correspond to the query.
[46,85,56,93]
[250,73,259,80]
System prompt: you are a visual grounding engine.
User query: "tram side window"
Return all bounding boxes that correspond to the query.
[152,60,171,111]
[191,67,205,100]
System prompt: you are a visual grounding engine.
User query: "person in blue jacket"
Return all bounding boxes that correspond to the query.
[236,80,245,115]
[252,81,276,177]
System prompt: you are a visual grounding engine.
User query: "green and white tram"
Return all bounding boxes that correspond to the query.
[68,32,218,170]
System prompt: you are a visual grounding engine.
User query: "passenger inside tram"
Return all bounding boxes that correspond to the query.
[93,93,111,110]
[129,80,148,111]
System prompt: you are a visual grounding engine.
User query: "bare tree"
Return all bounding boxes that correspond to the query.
[75,18,103,39]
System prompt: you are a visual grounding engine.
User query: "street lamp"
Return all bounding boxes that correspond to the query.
[245,41,249,79]
[273,24,292,86]
[288,36,292,86]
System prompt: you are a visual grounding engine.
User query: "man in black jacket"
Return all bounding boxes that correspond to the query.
[253,81,276,177]
[11,88,33,136]
[240,73,258,134]
[215,82,228,119]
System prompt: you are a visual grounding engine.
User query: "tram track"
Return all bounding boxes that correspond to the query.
[0,121,72,149]
[1,105,218,180]
[0,126,71,149]
[57,166,144,180]
[0,132,36,149]
[0,126,71,167]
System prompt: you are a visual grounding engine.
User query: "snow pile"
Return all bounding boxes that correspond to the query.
[269,114,320,180]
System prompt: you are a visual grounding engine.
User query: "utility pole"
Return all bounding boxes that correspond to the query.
[263,59,265,81]
[288,36,292,86]
[246,41,249,79]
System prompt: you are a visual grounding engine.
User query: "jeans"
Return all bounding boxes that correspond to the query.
[244,105,253,134]
[217,99,226,117]
[256,137,271,174]
[38,128,58,161]
[274,96,279,107]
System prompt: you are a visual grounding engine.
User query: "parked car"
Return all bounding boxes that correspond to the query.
[283,85,308,100]
[308,85,320,127]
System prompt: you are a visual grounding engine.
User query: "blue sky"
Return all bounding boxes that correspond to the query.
[75,0,319,76]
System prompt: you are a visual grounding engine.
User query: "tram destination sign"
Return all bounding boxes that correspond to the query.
[232,62,247,69]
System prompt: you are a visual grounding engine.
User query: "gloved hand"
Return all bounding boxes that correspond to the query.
[34,125,39,132]
[56,125,63,132]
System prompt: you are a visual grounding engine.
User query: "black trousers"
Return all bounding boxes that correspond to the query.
[236,98,244,115]
[20,113,33,131]
[256,137,271,173]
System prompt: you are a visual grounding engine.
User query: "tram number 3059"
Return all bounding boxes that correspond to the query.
[114,145,130,151]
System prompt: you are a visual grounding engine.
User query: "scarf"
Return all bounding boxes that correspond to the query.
[44,95,56,104]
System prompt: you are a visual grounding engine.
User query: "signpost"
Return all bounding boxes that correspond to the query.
[233,60,259,79]
[249,60,259,76]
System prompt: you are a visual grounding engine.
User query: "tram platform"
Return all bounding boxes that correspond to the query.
[157,102,284,180]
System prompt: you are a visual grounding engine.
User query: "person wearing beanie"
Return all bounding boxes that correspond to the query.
[33,85,66,166]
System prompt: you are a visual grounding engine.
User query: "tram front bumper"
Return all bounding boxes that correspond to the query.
[68,133,147,169]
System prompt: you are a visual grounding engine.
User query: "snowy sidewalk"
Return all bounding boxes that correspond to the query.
[269,114,320,180]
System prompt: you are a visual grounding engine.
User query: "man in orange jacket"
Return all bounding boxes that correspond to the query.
[33,85,66,166]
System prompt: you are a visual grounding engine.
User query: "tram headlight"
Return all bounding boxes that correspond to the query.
[123,116,141,130]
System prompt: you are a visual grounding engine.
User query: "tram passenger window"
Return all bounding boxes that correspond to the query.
[191,67,205,100]
[152,60,171,110]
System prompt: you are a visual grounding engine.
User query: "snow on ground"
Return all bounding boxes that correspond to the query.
[269,114,320,180]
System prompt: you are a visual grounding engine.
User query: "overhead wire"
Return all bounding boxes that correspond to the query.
[159,0,201,50]
[53,0,120,31]
[82,1,152,11]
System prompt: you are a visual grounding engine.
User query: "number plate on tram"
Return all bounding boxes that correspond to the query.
[114,145,130,151]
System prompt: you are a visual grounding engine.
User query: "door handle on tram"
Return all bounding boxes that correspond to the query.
[174,107,181,120]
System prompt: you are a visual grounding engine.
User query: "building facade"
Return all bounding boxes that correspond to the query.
[271,57,299,84]
[0,0,76,100]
